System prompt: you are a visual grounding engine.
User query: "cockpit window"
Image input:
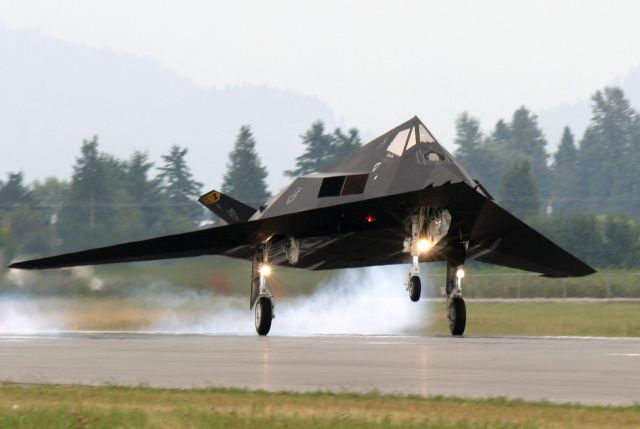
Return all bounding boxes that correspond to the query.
[405,126,417,150]
[386,128,411,156]
[418,124,436,143]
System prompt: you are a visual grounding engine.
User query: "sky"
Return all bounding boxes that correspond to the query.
[1,0,640,147]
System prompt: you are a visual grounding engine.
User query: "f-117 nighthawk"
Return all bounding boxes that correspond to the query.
[9,117,595,336]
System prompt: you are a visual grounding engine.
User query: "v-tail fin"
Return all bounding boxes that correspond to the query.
[198,190,257,224]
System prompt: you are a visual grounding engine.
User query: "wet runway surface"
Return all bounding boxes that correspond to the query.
[1,333,639,405]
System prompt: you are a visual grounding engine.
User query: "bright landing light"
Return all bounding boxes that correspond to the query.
[259,264,272,277]
[416,239,432,253]
[456,268,465,279]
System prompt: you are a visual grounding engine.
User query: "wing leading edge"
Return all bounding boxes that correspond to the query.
[8,222,255,270]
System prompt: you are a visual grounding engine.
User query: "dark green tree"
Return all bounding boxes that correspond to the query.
[125,151,161,231]
[30,178,70,254]
[64,136,108,229]
[286,121,363,177]
[454,112,483,164]
[551,127,580,214]
[332,127,362,161]
[499,159,540,219]
[221,125,271,208]
[285,121,335,177]
[491,119,512,144]
[157,145,203,223]
[508,107,549,194]
[59,136,144,250]
[0,172,32,208]
[601,215,640,268]
[454,114,513,194]
[0,172,46,256]
[577,87,640,218]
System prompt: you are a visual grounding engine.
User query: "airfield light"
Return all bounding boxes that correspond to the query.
[259,264,272,277]
[456,268,465,279]
[417,238,432,253]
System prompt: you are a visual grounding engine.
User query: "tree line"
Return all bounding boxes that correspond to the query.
[1,86,639,268]
[456,87,640,221]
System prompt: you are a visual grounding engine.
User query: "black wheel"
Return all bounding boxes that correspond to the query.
[255,297,273,336]
[408,276,421,302]
[448,296,466,335]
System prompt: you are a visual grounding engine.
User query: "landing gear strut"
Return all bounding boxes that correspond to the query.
[404,208,426,302]
[446,259,466,336]
[251,243,274,336]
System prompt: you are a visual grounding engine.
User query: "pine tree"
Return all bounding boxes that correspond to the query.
[499,159,540,219]
[67,136,106,228]
[454,112,483,165]
[157,145,203,222]
[126,151,161,231]
[285,121,335,177]
[551,127,580,214]
[577,87,640,217]
[286,121,363,177]
[59,136,144,250]
[491,119,511,144]
[454,114,513,195]
[508,107,549,194]
[332,127,362,161]
[0,172,46,256]
[0,172,32,209]
[221,125,271,208]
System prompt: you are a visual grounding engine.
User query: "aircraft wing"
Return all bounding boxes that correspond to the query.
[467,198,595,277]
[8,222,256,270]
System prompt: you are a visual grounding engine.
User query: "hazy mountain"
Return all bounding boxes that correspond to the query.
[0,24,335,193]
[538,64,640,151]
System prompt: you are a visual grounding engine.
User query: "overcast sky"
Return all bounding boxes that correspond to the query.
[2,0,640,146]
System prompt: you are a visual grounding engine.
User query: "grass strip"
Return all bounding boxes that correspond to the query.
[0,384,638,428]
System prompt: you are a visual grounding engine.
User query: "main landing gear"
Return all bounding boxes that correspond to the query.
[446,260,466,336]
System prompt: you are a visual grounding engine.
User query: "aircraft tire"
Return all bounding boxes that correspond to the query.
[255,297,273,336]
[408,276,421,302]
[448,296,466,336]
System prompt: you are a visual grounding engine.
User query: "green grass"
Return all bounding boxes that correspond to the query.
[425,301,640,337]
[0,384,638,428]
[4,258,640,299]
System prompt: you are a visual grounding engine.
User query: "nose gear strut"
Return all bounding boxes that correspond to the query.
[251,242,275,336]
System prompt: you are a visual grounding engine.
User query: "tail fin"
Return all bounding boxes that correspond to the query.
[198,190,257,224]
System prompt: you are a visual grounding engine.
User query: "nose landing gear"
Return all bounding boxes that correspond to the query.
[251,243,275,336]
[408,272,421,302]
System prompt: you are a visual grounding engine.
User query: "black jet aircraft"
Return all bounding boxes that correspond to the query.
[9,117,595,335]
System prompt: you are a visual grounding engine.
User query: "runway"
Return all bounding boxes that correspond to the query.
[1,333,639,405]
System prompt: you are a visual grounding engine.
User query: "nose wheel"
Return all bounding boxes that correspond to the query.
[251,243,275,336]
[408,275,421,302]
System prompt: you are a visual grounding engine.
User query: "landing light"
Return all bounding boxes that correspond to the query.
[417,239,432,253]
[259,264,272,277]
[456,268,465,279]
